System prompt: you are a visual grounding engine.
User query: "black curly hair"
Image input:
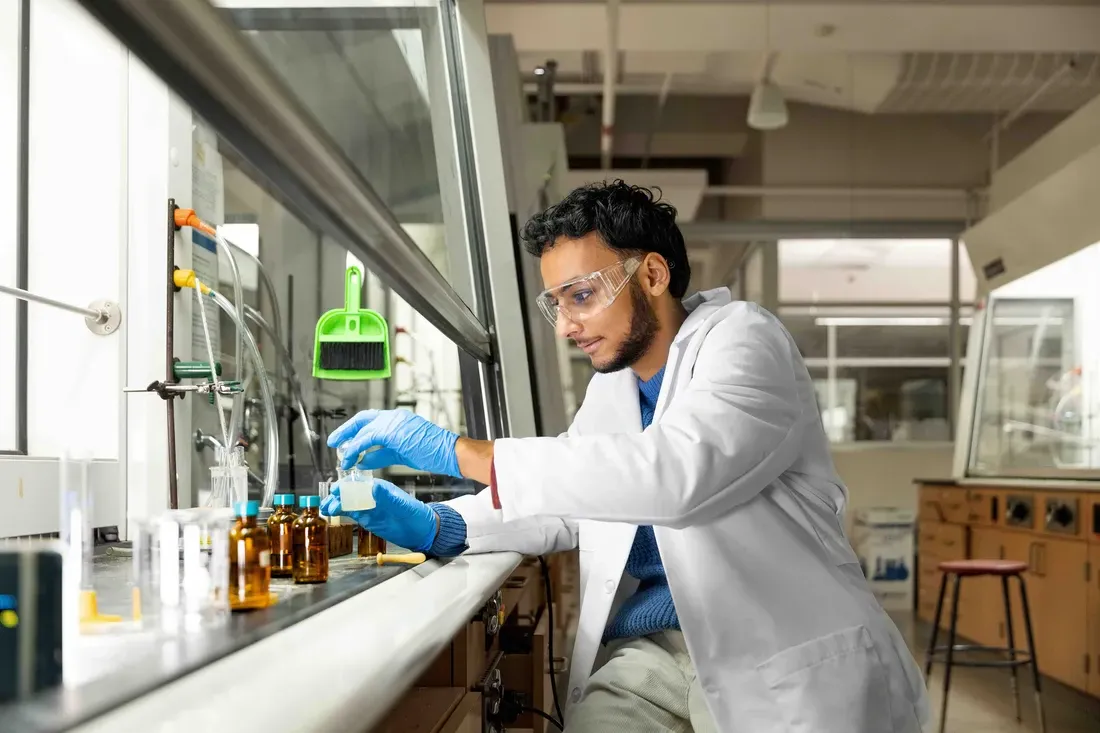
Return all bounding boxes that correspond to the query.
[520,180,691,298]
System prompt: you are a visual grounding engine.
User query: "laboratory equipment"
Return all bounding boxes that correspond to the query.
[335,446,375,512]
[358,528,387,558]
[229,501,271,611]
[0,543,64,703]
[267,494,297,578]
[206,446,249,509]
[292,497,329,584]
[312,266,392,380]
[156,509,232,633]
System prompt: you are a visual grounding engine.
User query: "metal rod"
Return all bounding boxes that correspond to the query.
[702,185,981,200]
[166,199,179,510]
[988,59,1075,138]
[948,238,961,439]
[76,0,491,362]
[0,283,105,321]
[600,0,620,170]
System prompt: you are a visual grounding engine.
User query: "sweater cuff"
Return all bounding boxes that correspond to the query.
[428,504,468,557]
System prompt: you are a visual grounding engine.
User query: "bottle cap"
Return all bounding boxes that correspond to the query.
[274,494,295,506]
[299,495,320,508]
[234,500,259,517]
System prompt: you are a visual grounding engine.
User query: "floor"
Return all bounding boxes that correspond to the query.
[894,613,1100,733]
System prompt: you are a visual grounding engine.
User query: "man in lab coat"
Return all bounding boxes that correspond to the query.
[323,181,931,732]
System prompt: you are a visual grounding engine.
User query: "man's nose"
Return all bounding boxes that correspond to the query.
[556,311,581,339]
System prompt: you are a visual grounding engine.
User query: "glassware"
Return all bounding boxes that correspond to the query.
[292,496,329,584]
[357,527,386,558]
[207,446,248,509]
[267,494,297,578]
[336,445,375,512]
[156,508,232,634]
[229,501,271,611]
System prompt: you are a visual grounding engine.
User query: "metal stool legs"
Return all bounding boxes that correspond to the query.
[1016,575,1046,733]
[1001,575,1022,722]
[925,570,1046,733]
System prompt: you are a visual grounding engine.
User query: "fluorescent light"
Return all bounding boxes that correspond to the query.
[814,317,949,327]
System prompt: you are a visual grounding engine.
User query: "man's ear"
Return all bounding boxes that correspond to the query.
[641,253,672,297]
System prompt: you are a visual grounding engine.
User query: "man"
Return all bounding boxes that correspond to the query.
[323,181,930,732]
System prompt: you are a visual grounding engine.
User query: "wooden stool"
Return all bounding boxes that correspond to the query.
[923,559,1046,733]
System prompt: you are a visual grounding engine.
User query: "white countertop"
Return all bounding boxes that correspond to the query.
[69,551,523,733]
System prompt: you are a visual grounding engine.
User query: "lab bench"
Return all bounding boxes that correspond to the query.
[915,479,1100,700]
[0,547,577,733]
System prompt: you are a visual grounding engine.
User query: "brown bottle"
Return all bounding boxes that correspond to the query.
[293,495,329,583]
[229,500,271,611]
[357,527,387,557]
[267,494,297,578]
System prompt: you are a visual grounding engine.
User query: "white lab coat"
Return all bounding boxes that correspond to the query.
[445,288,931,733]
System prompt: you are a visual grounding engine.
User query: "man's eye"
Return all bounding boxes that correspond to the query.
[571,290,594,306]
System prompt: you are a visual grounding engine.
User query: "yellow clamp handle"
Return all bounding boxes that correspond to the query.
[173,269,211,294]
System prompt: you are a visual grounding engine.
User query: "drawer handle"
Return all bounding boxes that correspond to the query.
[942,540,956,547]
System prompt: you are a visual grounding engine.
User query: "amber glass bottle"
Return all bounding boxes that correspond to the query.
[229,500,271,610]
[357,527,387,557]
[293,495,329,583]
[267,494,297,578]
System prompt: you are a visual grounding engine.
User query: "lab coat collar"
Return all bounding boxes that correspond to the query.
[673,287,732,345]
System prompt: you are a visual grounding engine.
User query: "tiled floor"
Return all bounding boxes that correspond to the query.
[893,613,1100,733]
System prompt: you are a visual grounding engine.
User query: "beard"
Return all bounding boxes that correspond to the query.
[593,281,660,374]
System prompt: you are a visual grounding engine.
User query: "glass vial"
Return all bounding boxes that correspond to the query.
[267,494,297,579]
[358,527,387,558]
[293,496,329,584]
[229,500,271,611]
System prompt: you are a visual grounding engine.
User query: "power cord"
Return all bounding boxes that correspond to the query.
[538,556,566,728]
[500,690,564,731]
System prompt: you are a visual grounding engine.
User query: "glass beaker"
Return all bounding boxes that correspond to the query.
[335,445,375,512]
[155,508,232,634]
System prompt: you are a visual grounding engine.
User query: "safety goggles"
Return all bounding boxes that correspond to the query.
[535,257,641,327]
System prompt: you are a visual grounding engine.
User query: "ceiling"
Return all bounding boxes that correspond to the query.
[489,2,1100,114]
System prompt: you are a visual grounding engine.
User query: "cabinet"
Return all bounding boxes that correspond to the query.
[917,484,1097,698]
[1090,546,1100,697]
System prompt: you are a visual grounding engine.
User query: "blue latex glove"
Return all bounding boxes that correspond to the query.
[327,409,462,478]
[320,479,438,553]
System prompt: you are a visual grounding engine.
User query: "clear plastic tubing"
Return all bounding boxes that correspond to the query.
[215,231,246,447]
[209,288,280,506]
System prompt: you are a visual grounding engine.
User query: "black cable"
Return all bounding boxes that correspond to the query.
[538,556,566,728]
[520,706,564,731]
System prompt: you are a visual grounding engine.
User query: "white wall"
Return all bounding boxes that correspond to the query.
[833,443,955,529]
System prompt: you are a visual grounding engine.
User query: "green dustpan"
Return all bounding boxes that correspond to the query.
[312,266,391,380]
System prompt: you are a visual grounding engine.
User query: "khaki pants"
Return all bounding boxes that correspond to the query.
[565,631,718,733]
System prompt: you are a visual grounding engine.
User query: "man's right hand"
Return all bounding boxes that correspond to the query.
[321,479,440,553]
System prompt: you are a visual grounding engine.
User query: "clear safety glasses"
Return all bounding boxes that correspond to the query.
[535,257,641,327]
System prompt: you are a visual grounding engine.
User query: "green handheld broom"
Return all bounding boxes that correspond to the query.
[312,266,392,380]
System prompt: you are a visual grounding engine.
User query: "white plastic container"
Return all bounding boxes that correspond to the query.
[852,507,915,612]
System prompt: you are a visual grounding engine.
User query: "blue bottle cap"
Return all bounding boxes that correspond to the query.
[299,495,320,509]
[274,494,295,506]
[234,500,259,517]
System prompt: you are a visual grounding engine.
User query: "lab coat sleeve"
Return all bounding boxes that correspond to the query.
[441,432,582,555]
[492,307,806,529]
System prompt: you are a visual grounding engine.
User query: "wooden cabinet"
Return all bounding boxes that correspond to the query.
[917,483,1097,699]
[1089,545,1100,697]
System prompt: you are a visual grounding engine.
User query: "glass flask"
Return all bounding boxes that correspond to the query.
[267,494,297,578]
[229,501,271,611]
[292,496,329,584]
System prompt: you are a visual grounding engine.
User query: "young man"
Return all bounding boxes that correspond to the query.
[323,181,930,732]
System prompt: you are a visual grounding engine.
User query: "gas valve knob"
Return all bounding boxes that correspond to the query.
[480,590,505,636]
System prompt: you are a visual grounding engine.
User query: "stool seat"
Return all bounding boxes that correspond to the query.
[937,559,1027,576]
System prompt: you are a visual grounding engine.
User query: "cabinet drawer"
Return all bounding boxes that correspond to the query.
[919,488,947,523]
[941,493,971,524]
[966,489,1000,525]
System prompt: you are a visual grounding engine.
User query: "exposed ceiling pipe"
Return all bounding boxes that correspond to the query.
[703,185,987,200]
[641,71,674,168]
[600,0,620,170]
[985,58,1076,140]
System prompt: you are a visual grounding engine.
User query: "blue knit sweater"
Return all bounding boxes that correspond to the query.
[428,367,680,641]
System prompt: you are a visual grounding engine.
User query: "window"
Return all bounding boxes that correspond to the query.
[777,237,970,443]
[0,0,23,452]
